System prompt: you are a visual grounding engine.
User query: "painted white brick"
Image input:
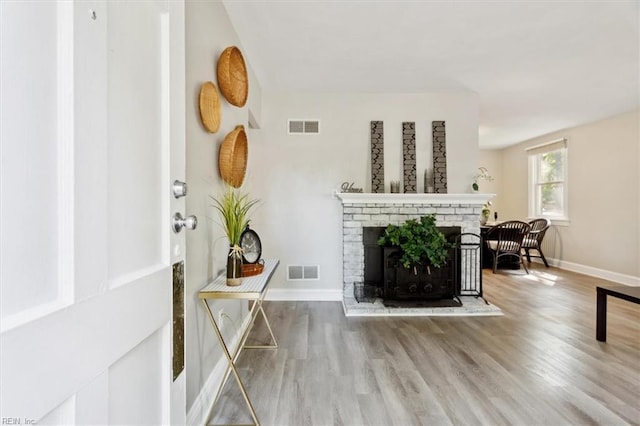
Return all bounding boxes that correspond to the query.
[344,243,364,255]
[343,221,362,228]
[343,228,363,236]
[339,198,485,304]
[417,207,437,214]
[436,207,455,214]
[381,206,399,214]
[344,262,364,272]
[399,207,418,214]
[372,214,390,223]
[455,207,474,214]
[344,274,364,283]
[389,215,408,223]
[362,207,381,214]
[369,220,394,227]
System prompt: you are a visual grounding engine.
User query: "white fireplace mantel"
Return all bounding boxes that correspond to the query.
[335,191,495,206]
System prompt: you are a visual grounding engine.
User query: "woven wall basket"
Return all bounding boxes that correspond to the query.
[216,46,249,107]
[198,81,221,133]
[219,125,248,187]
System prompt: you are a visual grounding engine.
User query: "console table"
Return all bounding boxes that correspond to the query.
[596,284,640,342]
[199,259,279,426]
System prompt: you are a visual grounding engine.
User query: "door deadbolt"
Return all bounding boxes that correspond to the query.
[173,212,197,233]
[172,180,188,198]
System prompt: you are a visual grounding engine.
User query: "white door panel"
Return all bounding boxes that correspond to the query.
[38,396,75,426]
[108,327,166,425]
[0,268,170,419]
[0,0,62,320]
[73,0,108,303]
[107,1,166,282]
[0,0,186,423]
[75,372,109,425]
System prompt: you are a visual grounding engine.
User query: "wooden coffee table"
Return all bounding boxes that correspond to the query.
[596,284,640,342]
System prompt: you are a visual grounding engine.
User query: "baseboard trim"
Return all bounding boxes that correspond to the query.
[538,258,640,286]
[186,315,252,426]
[265,288,343,301]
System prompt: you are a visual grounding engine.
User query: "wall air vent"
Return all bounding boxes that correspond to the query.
[288,119,320,135]
[287,265,320,281]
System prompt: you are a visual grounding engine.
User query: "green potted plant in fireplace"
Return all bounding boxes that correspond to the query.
[377,214,452,274]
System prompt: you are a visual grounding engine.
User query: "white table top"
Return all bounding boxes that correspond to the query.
[199,259,279,299]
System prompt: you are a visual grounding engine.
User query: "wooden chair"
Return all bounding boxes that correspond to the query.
[522,218,551,267]
[485,221,531,274]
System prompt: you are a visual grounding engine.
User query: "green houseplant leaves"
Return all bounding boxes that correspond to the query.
[377,215,452,270]
[211,186,259,246]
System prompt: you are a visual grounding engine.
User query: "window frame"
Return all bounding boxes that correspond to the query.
[527,139,569,225]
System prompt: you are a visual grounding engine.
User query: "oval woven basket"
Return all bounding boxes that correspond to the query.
[219,125,248,187]
[216,46,249,107]
[198,81,221,133]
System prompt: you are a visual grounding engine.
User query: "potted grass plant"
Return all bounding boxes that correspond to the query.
[211,186,259,285]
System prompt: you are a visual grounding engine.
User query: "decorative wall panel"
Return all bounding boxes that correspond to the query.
[172,261,184,381]
[370,121,384,193]
[432,121,448,193]
[402,122,417,193]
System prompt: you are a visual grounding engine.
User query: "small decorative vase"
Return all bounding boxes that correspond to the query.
[226,245,243,286]
[480,215,488,226]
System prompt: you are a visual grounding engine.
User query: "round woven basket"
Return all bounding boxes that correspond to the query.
[216,46,249,107]
[198,81,221,133]
[219,125,248,187]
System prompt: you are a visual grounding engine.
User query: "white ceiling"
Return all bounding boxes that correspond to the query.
[223,0,639,148]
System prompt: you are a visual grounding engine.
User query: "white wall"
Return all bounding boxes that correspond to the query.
[184,0,263,415]
[478,149,503,219]
[500,109,639,280]
[252,91,479,297]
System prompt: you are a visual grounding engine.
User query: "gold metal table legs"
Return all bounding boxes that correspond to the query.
[201,297,277,426]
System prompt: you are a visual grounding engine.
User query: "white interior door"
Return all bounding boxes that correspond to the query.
[0,1,186,424]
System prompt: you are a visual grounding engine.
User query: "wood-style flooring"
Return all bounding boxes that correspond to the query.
[209,264,640,426]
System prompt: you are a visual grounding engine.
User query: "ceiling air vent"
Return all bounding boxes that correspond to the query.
[288,119,320,135]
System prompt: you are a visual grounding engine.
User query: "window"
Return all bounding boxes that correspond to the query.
[527,138,568,222]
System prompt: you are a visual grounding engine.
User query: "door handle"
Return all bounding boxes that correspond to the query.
[173,212,197,233]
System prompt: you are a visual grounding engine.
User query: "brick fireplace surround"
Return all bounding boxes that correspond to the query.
[336,192,494,314]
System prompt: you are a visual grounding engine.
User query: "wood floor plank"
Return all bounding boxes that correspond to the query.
[208,264,640,425]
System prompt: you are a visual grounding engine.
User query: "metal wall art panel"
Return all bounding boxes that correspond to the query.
[402,122,417,193]
[432,120,448,193]
[370,121,385,193]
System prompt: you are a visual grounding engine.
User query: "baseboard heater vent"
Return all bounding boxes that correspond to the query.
[287,265,320,280]
[288,119,320,135]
